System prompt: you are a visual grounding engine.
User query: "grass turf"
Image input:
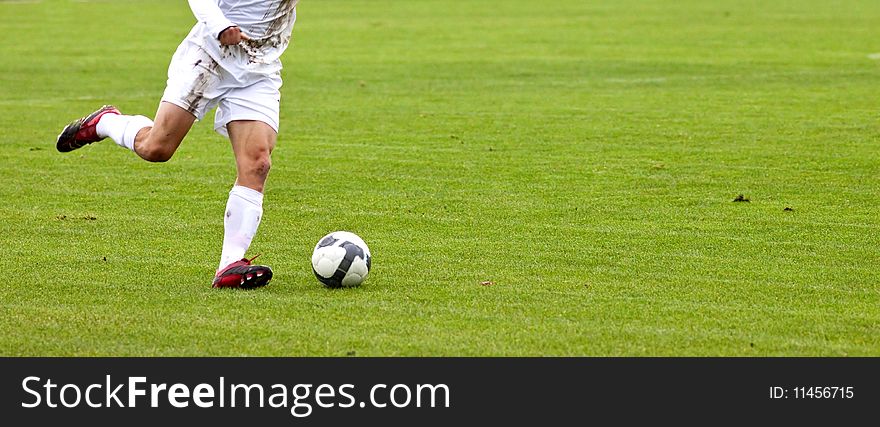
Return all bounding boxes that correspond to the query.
[0,0,877,356]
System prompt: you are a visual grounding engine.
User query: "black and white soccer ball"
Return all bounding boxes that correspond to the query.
[311,231,372,288]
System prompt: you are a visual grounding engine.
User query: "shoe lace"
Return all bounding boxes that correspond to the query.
[246,254,262,264]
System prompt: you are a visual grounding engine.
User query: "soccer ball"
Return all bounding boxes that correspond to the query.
[311,231,372,288]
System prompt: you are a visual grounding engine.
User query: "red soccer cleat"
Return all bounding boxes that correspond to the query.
[212,255,273,289]
[56,105,121,152]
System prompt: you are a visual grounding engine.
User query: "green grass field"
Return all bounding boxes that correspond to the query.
[1,0,877,356]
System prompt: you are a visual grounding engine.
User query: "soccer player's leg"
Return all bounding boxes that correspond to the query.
[56,101,195,161]
[211,72,281,289]
[57,41,217,161]
[212,120,277,289]
[129,102,196,162]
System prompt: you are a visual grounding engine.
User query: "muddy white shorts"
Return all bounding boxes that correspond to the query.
[161,40,282,137]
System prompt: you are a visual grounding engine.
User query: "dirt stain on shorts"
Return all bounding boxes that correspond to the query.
[182,55,220,115]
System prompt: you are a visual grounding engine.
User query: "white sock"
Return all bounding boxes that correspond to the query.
[218,185,264,271]
[96,114,153,152]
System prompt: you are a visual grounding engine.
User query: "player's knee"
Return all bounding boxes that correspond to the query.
[249,154,272,178]
[139,142,176,163]
[138,134,182,162]
[243,147,272,178]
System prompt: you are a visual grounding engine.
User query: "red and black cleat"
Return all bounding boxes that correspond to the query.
[213,255,273,289]
[56,105,121,152]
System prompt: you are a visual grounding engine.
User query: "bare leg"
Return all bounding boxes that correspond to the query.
[227,120,277,192]
[131,101,197,162]
[214,119,277,277]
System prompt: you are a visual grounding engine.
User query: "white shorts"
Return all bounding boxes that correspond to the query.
[161,41,282,137]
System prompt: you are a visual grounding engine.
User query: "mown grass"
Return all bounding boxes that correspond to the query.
[0,0,877,355]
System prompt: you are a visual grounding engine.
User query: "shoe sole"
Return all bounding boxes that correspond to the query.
[213,265,273,289]
[241,265,273,289]
[56,120,85,153]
